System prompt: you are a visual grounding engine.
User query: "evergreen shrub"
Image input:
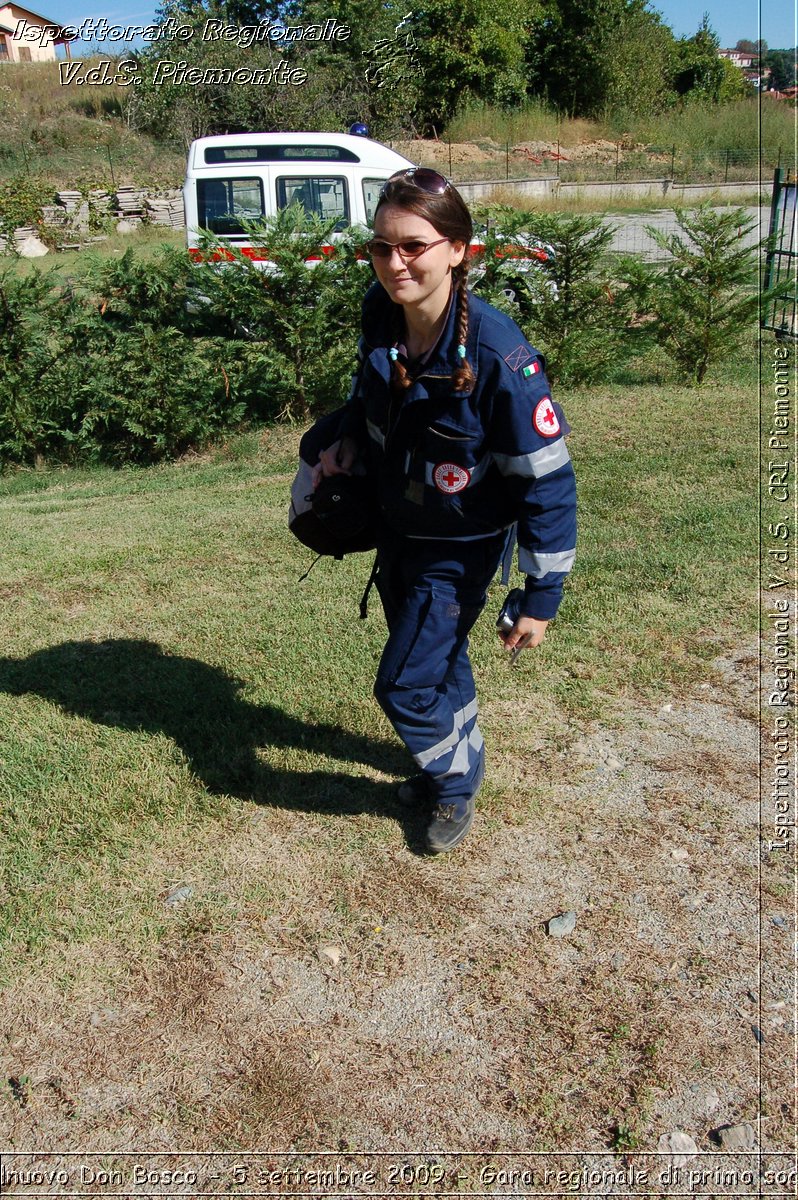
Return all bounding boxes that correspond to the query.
[617,205,765,383]
[471,205,628,384]
[0,204,765,467]
[0,208,370,465]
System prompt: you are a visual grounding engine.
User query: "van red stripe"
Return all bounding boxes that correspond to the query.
[188,244,338,263]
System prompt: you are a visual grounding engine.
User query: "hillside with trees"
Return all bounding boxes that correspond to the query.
[120,0,755,140]
[0,0,792,193]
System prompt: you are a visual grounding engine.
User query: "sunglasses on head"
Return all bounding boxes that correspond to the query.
[381,167,450,196]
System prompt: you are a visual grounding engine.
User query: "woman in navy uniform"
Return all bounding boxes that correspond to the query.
[314,169,576,853]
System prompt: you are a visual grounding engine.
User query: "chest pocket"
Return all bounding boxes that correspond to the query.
[421,419,486,495]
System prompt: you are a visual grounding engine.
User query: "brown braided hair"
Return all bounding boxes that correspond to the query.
[374,175,476,395]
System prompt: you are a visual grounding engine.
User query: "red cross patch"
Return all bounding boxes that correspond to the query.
[533,397,560,438]
[433,463,471,494]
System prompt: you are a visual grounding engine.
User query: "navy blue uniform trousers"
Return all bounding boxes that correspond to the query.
[374,531,507,813]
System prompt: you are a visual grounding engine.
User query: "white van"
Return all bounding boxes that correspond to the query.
[183,131,415,259]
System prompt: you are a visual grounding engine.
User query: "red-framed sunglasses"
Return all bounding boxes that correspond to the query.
[364,236,450,261]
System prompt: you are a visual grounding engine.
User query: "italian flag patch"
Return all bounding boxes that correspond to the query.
[522,362,541,378]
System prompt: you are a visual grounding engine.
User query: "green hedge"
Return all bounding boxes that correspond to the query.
[0,205,764,466]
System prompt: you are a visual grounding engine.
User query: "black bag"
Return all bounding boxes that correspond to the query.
[288,407,377,559]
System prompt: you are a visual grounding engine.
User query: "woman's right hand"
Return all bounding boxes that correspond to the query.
[312,437,359,488]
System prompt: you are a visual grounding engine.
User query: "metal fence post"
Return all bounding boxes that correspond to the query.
[506,140,509,180]
[671,144,676,181]
[724,149,730,184]
[761,165,798,338]
[762,167,783,295]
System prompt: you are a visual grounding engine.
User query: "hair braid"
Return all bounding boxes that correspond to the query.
[451,269,475,394]
[389,306,413,394]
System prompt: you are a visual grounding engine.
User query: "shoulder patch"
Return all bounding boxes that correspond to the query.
[522,361,541,378]
[504,344,533,372]
[533,396,560,438]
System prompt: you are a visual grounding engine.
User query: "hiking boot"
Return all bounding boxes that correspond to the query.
[425,795,475,854]
[396,773,433,808]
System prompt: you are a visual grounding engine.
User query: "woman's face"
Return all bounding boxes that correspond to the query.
[371,204,466,316]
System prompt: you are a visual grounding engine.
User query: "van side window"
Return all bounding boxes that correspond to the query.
[197,178,265,234]
[362,179,385,225]
[276,176,349,229]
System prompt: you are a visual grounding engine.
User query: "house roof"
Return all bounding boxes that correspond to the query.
[0,3,75,40]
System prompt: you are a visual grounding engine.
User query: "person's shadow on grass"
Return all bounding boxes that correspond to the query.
[0,638,427,845]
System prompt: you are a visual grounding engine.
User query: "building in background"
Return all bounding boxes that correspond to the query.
[0,3,73,61]
[718,47,769,90]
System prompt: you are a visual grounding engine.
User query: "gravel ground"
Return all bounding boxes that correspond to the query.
[1,638,791,1196]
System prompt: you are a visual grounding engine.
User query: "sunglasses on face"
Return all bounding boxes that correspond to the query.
[365,236,450,261]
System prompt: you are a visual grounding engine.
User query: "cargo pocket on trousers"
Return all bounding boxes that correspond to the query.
[378,586,434,688]
[378,584,480,691]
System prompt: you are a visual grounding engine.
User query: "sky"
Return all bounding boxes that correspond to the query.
[653,0,795,47]
[17,0,798,55]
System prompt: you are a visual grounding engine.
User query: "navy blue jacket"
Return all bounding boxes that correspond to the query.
[342,282,576,620]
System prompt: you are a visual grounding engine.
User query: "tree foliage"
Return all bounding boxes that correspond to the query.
[410,0,532,131]
[673,15,749,102]
[0,212,371,465]
[0,204,767,465]
[191,206,367,419]
[618,205,761,384]
[527,0,679,118]
[119,0,765,138]
[766,48,797,91]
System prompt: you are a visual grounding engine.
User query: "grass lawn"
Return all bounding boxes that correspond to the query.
[0,343,775,1156]
[7,226,186,282]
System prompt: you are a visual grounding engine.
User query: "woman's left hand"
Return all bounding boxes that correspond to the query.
[500,615,549,655]
[311,437,359,488]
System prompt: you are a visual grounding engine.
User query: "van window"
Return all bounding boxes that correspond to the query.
[276,176,350,228]
[362,178,386,225]
[197,177,265,234]
[205,145,360,164]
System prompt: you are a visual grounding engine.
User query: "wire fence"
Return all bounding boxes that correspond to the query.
[2,136,782,193]
[405,142,782,187]
[601,205,769,261]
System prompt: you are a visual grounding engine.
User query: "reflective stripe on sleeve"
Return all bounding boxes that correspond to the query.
[518,547,576,578]
[367,419,386,448]
[492,440,570,479]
